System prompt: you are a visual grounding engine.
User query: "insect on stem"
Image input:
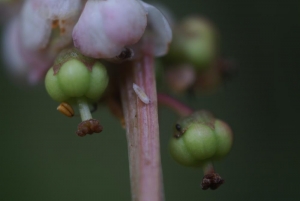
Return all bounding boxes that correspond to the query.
[133,83,150,104]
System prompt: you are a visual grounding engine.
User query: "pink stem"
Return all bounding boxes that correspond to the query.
[120,51,164,201]
[157,93,194,117]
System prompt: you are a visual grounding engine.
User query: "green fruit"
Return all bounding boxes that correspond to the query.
[85,62,109,101]
[182,123,217,160]
[169,136,200,166]
[166,17,219,70]
[45,59,108,103]
[213,119,233,159]
[181,17,218,68]
[169,122,217,167]
[169,111,233,167]
[57,59,90,98]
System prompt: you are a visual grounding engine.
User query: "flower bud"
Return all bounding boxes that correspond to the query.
[165,64,196,93]
[167,16,219,70]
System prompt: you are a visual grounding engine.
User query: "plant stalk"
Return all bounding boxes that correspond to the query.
[120,51,164,201]
[77,97,92,121]
[157,93,193,117]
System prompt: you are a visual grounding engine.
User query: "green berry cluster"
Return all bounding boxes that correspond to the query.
[45,57,108,104]
[44,48,109,136]
[169,111,233,167]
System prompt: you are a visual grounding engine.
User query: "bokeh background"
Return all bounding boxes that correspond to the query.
[1,0,300,200]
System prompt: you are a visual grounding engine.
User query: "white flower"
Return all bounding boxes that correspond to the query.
[20,0,82,51]
[2,0,172,82]
[73,0,147,58]
[131,2,172,57]
[73,0,172,59]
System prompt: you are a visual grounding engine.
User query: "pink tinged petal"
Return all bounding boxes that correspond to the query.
[150,3,176,28]
[22,48,54,84]
[2,18,52,84]
[141,2,172,57]
[48,15,79,53]
[32,0,82,19]
[73,1,115,58]
[2,18,28,78]
[35,0,82,49]
[73,0,147,58]
[20,0,52,50]
[0,1,22,24]
[101,0,147,45]
[20,0,82,51]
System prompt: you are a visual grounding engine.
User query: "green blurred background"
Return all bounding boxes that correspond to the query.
[1,0,300,200]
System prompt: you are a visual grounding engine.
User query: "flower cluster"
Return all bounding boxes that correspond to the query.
[2,0,172,83]
[1,0,234,194]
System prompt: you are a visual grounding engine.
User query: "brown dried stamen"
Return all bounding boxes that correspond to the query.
[57,102,74,117]
[201,173,224,190]
[76,119,103,137]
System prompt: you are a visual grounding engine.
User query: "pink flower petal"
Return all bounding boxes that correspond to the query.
[20,0,82,51]
[73,0,147,58]
[2,18,28,79]
[32,0,82,19]
[20,0,52,50]
[73,0,115,58]
[141,2,172,57]
[2,17,53,84]
[100,0,147,45]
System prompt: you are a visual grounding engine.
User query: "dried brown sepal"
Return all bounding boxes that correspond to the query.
[76,119,103,137]
[201,173,224,190]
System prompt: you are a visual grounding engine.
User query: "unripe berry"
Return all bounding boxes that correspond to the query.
[180,17,218,69]
[169,122,217,167]
[166,17,219,70]
[44,49,108,136]
[169,111,233,167]
[45,59,108,103]
[213,119,233,159]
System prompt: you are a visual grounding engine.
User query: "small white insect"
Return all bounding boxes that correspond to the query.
[133,83,150,104]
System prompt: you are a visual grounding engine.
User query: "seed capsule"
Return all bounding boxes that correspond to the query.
[57,102,74,117]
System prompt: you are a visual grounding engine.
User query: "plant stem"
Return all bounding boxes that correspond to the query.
[120,51,164,201]
[77,97,92,121]
[157,93,193,117]
[203,162,215,175]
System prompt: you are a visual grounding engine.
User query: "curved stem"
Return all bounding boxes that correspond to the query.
[77,97,92,121]
[157,93,194,117]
